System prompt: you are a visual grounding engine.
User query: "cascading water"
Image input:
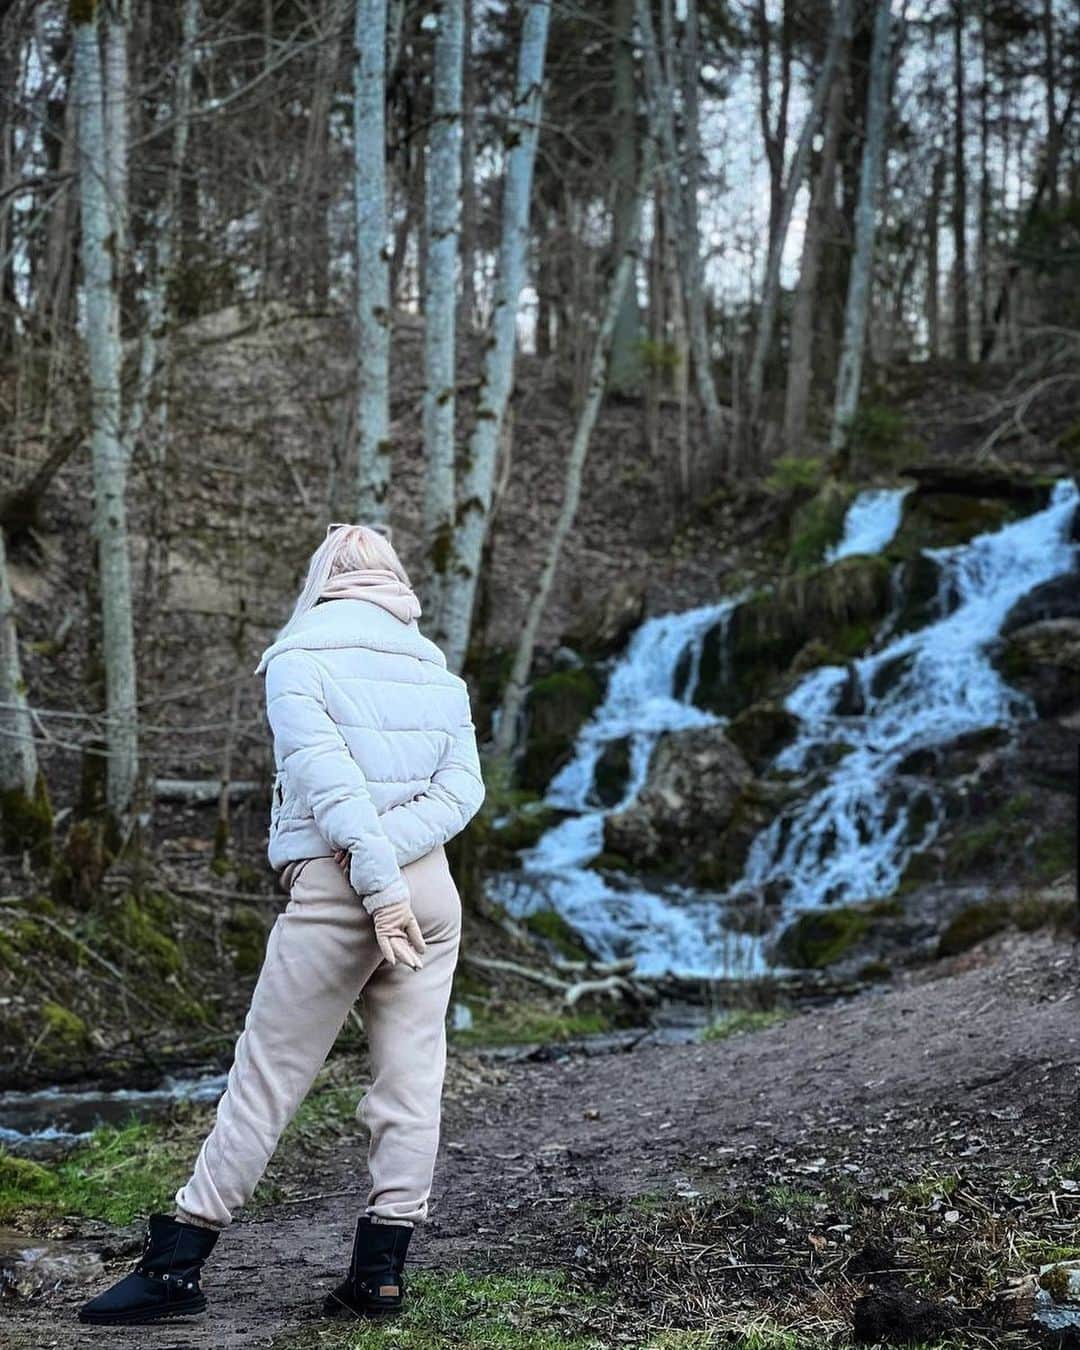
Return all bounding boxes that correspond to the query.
[745,478,1078,910]
[825,486,912,563]
[495,480,1077,977]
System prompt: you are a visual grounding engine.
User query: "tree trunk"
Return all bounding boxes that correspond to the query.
[925,152,943,359]
[457,0,477,332]
[297,0,347,304]
[747,0,852,426]
[440,0,551,674]
[0,524,46,852]
[494,160,648,759]
[608,0,641,394]
[1041,0,1059,210]
[828,0,893,461]
[950,0,969,362]
[421,0,464,640]
[636,0,725,457]
[783,39,847,454]
[354,0,392,521]
[71,0,139,818]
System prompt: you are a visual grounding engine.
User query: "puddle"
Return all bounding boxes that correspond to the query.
[0,1226,104,1299]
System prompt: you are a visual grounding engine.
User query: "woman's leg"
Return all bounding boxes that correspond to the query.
[175,857,383,1227]
[358,844,462,1224]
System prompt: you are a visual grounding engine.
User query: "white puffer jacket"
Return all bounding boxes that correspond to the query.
[254,597,486,910]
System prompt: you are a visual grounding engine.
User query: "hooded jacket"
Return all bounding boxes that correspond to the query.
[255,596,486,910]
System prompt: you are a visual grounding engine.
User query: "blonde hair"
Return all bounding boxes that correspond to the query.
[279,522,412,640]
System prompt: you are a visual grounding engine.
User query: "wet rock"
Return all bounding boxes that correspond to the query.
[520,666,605,793]
[562,574,646,659]
[1015,719,1078,792]
[602,728,752,872]
[899,461,1056,506]
[1003,571,1080,633]
[996,618,1080,716]
[852,1284,960,1343]
[725,701,800,773]
[936,900,1012,958]
[592,736,632,807]
[772,907,870,970]
[694,556,893,716]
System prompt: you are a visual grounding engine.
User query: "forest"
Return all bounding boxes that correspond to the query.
[0,0,1078,1346]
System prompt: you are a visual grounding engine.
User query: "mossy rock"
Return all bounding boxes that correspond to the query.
[523,909,590,961]
[490,802,564,855]
[694,555,892,716]
[786,478,856,570]
[224,907,269,977]
[725,702,800,773]
[586,850,630,873]
[936,900,1012,958]
[772,906,869,969]
[592,736,632,806]
[0,773,53,863]
[108,894,184,977]
[39,1001,92,1059]
[518,667,603,793]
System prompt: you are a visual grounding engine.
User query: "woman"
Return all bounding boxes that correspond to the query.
[78,523,486,1326]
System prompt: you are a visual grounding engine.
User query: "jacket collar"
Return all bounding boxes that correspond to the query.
[254,598,448,675]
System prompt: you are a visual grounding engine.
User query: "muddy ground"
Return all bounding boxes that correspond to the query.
[3,928,1078,1348]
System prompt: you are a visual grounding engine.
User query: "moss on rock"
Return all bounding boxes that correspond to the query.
[695,555,892,716]
[773,907,869,969]
[523,909,590,961]
[518,667,603,794]
[936,900,1012,958]
[725,702,800,773]
[786,478,856,570]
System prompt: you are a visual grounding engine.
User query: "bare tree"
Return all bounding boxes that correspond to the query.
[950,0,970,362]
[748,0,852,427]
[494,158,650,759]
[0,526,44,848]
[783,39,847,453]
[71,0,139,818]
[354,0,391,521]
[421,0,465,641]
[441,0,552,673]
[828,0,894,460]
[636,0,725,457]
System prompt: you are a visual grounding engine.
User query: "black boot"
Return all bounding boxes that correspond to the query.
[323,1216,412,1318]
[78,1213,219,1325]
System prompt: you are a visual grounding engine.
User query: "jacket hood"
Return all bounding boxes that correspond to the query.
[254,598,448,675]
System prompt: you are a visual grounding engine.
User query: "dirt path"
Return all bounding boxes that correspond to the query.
[6,931,1079,1348]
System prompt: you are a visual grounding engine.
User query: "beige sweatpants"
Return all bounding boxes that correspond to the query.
[174,845,462,1228]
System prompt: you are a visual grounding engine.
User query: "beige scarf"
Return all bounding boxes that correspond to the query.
[320,567,422,624]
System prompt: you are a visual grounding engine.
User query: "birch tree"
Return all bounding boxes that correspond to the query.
[494,159,649,759]
[71,0,139,819]
[354,0,391,521]
[608,0,641,393]
[783,48,846,453]
[0,526,47,853]
[636,0,725,457]
[440,0,551,673]
[828,0,894,459]
[747,0,851,426]
[421,0,464,641]
[951,0,970,362]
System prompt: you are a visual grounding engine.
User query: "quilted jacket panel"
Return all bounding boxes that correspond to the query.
[256,598,485,907]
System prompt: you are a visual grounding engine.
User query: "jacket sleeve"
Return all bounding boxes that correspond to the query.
[264,648,410,911]
[377,693,487,866]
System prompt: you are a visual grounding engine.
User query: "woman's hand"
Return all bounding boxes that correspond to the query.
[370,899,427,971]
[335,850,425,969]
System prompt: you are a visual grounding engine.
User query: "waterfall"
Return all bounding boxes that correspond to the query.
[745,478,1078,911]
[493,480,1077,977]
[825,486,912,563]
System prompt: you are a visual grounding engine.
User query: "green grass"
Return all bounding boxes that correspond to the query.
[273,1269,608,1349]
[0,1118,198,1225]
[700,1009,788,1043]
[450,1007,611,1050]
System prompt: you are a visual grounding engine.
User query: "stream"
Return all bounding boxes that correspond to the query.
[490,478,1078,978]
